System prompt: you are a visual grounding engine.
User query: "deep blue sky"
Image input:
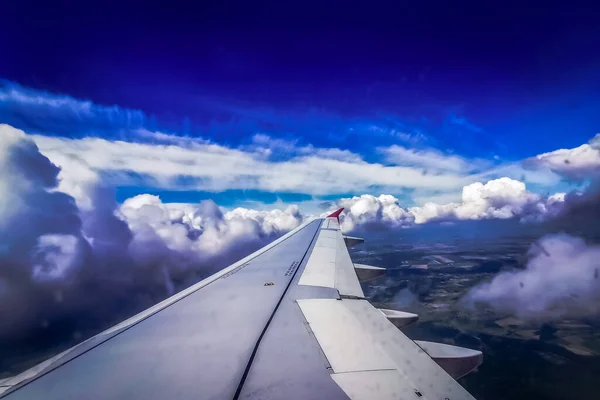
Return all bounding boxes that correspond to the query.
[1,0,599,159]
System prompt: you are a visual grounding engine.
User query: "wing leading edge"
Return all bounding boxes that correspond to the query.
[1,209,481,400]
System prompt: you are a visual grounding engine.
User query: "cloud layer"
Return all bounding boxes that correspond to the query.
[532,134,600,180]
[119,194,302,278]
[465,234,600,320]
[0,81,146,137]
[32,133,472,197]
[29,121,595,208]
[380,144,479,173]
[410,178,565,224]
[2,120,600,375]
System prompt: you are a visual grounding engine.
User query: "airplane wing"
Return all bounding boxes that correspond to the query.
[0,209,481,400]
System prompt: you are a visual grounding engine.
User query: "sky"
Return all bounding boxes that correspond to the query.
[1,1,600,164]
[1,0,600,373]
[1,0,600,264]
[1,0,599,207]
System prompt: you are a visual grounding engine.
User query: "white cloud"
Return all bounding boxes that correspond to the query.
[118,178,565,238]
[3,124,571,236]
[35,145,100,211]
[27,125,600,209]
[329,178,566,229]
[5,83,600,364]
[31,234,84,281]
[32,132,471,197]
[335,194,415,231]
[533,141,600,180]
[470,135,600,189]
[380,145,475,173]
[409,177,564,224]
[589,133,600,149]
[0,82,145,129]
[119,194,304,264]
[477,161,563,187]
[0,121,595,355]
[408,201,457,225]
[134,129,210,147]
[0,124,309,341]
[226,205,304,234]
[465,234,600,320]
[411,190,463,206]
[0,125,81,245]
[0,85,96,112]
[455,178,538,219]
[364,124,429,145]
[246,133,364,163]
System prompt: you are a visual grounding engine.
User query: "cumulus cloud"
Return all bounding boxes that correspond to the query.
[465,234,600,320]
[0,124,84,269]
[0,125,88,337]
[31,235,84,281]
[335,194,415,231]
[471,135,600,189]
[410,178,565,224]
[529,134,600,180]
[520,134,600,236]
[119,194,303,278]
[331,178,566,231]
[226,204,304,234]
[0,124,308,374]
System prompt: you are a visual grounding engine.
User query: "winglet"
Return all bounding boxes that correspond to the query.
[327,208,344,221]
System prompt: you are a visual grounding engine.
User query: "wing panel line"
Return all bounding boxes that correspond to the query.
[232,218,323,399]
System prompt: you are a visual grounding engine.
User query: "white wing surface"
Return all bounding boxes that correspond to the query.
[1,210,481,400]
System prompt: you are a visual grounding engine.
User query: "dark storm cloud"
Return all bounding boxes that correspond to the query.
[465,234,600,320]
[0,125,300,376]
[461,163,600,321]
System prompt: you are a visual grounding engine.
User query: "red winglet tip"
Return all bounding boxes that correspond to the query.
[327,208,344,219]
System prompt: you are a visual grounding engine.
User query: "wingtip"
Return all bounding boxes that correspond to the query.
[327,208,344,219]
